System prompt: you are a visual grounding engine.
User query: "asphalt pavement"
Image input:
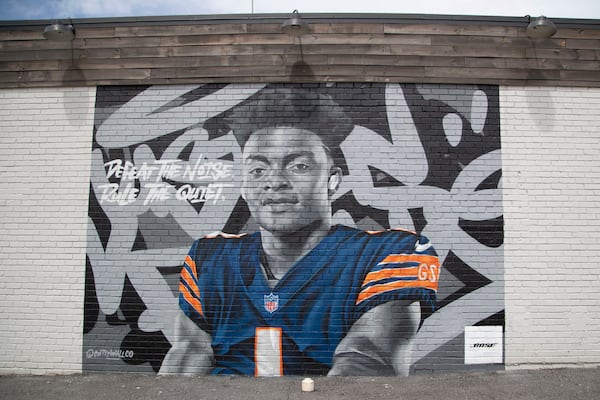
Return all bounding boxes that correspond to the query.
[1,367,598,400]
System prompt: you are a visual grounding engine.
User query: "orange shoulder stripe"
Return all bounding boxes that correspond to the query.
[184,255,197,276]
[362,266,419,286]
[378,254,439,266]
[181,267,200,297]
[179,282,204,317]
[356,279,438,305]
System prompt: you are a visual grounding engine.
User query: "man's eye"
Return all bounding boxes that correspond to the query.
[288,163,310,173]
[249,168,266,178]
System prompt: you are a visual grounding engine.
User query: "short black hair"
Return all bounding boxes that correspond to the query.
[225,87,354,153]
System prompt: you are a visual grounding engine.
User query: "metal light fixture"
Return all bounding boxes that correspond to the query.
[281,10,310,36]
[43,23,75,41]
[526,16,557,39]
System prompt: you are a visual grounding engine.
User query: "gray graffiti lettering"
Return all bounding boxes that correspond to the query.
[85,83,503,373]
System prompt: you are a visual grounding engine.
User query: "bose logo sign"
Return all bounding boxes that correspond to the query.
[464,326,504,365]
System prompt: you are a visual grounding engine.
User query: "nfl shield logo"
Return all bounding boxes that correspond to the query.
[264,293,279,313]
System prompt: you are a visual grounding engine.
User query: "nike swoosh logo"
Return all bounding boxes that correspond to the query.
[414,241,432,252]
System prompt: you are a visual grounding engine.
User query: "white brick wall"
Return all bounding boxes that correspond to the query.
[1,84,600,374]
[501,87,600,368]
[0,87,96,374]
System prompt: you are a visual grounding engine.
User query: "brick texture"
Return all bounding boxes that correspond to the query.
[1,84,599,374]
[0,87,96,373]
[501,87,600,367]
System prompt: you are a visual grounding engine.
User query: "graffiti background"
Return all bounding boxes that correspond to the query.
[84,83,503,373]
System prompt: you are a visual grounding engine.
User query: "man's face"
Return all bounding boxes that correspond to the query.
[241,127,337,235]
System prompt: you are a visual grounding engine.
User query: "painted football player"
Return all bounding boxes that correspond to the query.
[160,87,440,376]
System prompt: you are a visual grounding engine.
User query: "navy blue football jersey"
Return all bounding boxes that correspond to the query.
[178,224,439,375]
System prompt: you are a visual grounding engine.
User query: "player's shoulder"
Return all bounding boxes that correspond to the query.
[187,231,259,275]
[192,230,256,253]
[331,224,418,238]
[365,226,419,237]
[203,231,249,240]
[336,225,434,253]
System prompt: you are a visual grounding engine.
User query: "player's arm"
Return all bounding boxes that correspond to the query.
[158,309,214,375]
[328,299,420,376]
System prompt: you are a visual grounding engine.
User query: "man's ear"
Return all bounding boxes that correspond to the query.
[328,167,342,196]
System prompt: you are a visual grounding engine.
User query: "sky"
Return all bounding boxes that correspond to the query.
[1,0,599,21]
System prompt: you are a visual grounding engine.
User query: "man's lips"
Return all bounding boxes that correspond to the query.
[261,197,299,206]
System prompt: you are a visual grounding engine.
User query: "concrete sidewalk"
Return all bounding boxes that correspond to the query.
[1,367,598,400]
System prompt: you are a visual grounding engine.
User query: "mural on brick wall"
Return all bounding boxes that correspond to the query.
[84,83,504,375]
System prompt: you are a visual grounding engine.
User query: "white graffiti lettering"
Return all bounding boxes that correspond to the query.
[156,159,183,182]
[98,183,139,205]
[143,183,173,205]
[104,159,157,181]
[104,159,135,180]
[86,348,135,360]
[100,156,236,206]
[182,157,234,181]
[176,183,234,204]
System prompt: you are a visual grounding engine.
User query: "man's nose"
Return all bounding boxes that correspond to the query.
[265,169,291,190]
